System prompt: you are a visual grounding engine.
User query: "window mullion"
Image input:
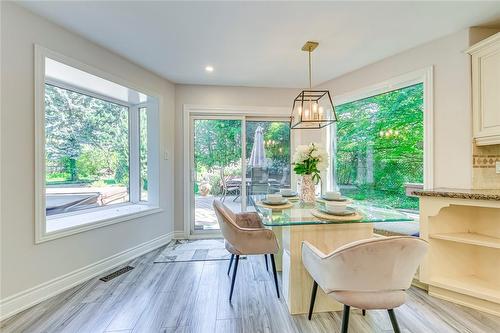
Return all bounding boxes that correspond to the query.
[129,106,140,203]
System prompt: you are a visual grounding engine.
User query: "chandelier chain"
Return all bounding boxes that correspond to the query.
[308,49,312,89]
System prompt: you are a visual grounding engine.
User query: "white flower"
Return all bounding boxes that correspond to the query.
[297,145,309,155]
[292,142,330,178]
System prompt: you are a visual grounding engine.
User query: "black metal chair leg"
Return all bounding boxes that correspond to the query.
[341,305,350,333]
[229,255,240,302]
[227,254,234,275]
[388,309,401,333]
[362,309,366,316]
[308,281,318,320]
[270,254,280,298]
[264,254,269,271]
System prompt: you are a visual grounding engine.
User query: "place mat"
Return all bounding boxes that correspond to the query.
[256,200,294,211]
[311,209,363,222]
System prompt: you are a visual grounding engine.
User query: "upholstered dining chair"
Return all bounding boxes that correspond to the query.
[213,200,280,302]
[302,236,428,333]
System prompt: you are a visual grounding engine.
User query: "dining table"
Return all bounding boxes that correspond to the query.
[252,196,415,315]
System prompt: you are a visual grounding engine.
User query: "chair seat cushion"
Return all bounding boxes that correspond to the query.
[329,290,406,310]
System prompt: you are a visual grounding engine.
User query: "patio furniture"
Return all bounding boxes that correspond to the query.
[249,166,269,205]
[219,168,241,202]
[302,236,428,333]
[269,167,290,193]
[46,192,100,216]
[213,200,280,302]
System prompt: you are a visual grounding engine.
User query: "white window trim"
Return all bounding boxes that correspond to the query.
[34,45,162,244]
[326,66,434,192]
[182,105,292,238]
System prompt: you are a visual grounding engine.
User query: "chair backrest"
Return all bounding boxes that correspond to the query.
[303,236,428,293]
[213,200,242,247]
[251,167,268,183]
[219,168,227,188]
[279,167,290,186]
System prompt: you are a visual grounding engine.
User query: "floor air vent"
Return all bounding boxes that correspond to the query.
[99,266,134,282]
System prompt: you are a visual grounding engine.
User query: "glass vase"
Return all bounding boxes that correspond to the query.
[299,174,316,203]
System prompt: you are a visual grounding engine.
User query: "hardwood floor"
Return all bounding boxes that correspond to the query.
[2,244,500,333]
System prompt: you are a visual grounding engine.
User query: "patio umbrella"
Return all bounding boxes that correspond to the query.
[248,126,267,167]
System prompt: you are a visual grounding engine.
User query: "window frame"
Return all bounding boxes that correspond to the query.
[35,45,161,243]
[326,67,434,197]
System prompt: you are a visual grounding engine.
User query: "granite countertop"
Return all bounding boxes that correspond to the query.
[412,188,500,201]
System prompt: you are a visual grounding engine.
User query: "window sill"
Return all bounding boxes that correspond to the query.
[37,204,163,243]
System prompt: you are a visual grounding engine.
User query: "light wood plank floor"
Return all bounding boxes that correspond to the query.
[3,245,500,333]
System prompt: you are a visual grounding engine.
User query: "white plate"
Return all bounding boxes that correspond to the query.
[262,199,289,206]
[318,206,356,216]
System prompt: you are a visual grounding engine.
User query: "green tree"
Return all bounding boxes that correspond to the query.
[335,83,424,210]
[194,119,242,172]
[45,84,129,185]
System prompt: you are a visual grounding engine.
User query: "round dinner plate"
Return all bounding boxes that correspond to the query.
[318,206,356,216]
[262,199,289,206]
[320,196,349,202]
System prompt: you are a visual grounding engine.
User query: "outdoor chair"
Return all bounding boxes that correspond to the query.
[249,166,269,205]
[219,168,241,202]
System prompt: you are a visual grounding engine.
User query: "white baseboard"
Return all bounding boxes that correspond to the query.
[0,232,173,321]
[188,233,223,240]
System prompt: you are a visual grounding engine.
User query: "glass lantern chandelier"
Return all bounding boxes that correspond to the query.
[290,41,337,129]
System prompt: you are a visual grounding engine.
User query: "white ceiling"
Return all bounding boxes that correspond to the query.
[19,1,500,88]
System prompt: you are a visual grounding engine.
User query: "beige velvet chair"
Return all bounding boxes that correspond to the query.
[213,200,280,302]
[302,236,428,333]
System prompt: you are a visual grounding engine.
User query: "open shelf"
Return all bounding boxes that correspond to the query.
[430,232,500,249]
[430,275,500,304]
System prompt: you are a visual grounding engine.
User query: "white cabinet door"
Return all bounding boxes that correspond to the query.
[469,33,500,146]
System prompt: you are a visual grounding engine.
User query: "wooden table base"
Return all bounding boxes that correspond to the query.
[276,223,373,315]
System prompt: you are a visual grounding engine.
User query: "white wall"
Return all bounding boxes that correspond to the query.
[0,1,175,308]
[317,28,498,190]
[174,85,301,233]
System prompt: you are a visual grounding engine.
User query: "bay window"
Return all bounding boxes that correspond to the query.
[35,46,160,242]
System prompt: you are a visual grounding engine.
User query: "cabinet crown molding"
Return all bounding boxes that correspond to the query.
[467,32,500,54]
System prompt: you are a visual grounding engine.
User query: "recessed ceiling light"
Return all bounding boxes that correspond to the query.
[205,65,214,72]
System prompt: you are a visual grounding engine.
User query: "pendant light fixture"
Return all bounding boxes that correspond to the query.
[290,41,337,129]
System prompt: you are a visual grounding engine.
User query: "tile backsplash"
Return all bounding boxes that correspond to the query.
[473,144,500,189]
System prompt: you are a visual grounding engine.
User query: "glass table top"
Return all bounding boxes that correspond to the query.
[253,198,415,226]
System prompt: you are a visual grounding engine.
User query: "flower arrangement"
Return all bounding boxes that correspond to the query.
[292,143,329,183]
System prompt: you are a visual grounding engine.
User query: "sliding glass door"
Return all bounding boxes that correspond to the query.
[191,117,244,232]
[189,116,291,234]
